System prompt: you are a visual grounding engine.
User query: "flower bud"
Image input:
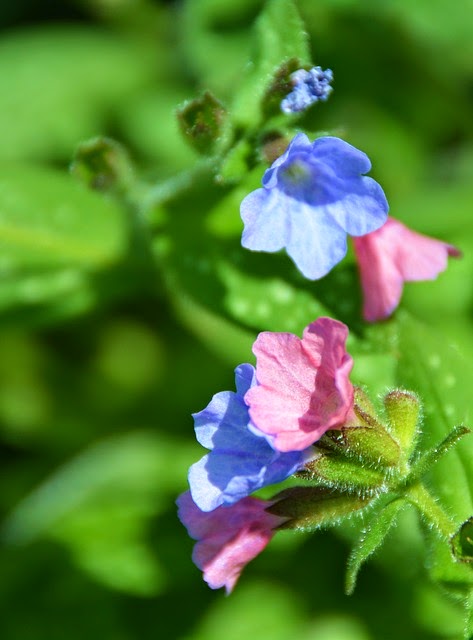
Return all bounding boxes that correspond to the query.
[383,390,421,458]
[176,91,228,155]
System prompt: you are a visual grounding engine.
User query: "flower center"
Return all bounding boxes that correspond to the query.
[279,157,314,198]
[281,159,310,184]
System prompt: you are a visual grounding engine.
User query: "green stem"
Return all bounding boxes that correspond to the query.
[141,157,216,212]
[406,482,456,539]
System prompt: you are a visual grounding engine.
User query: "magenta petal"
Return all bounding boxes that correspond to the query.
[354,217,461,322]
[245,317,354,452]
[177,492,282,593]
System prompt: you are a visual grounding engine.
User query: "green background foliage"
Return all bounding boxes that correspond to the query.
[1,1,473,638]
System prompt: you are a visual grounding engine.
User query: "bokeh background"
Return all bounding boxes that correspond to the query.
[0,1,473,639]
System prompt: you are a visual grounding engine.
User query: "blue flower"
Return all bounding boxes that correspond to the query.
[189,363,310,512]
[281,67,333,114]
[240,134,389,280]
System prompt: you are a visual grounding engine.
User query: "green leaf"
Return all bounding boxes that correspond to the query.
[232,0,311,127]
[345,498,406,595]
[0,27,153,161]
[216,138,254,185]
[219,261,331,334]
[396,312,473,525]
[190,581,305,640]
[206,164,262,236]
[422,526,473,597]
[180,0,261,96]
[395,313,473,598]
[406,425,471,488]
[117,87,200,172]
[465,591,473,640]
[0,164,127,270]
[3,431,196,595]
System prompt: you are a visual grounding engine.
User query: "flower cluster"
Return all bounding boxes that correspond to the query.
[178,58,463,598]
[240,133,459,320]
[178,317,354,592]
[280,66,334,114]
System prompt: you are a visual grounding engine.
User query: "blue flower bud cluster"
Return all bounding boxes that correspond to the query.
[281,66,333,114]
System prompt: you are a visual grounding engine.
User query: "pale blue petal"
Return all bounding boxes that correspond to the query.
[325,176,388,236]
[189,456,224,512]
[189,439,306,512]
[193,389,248,450]
[311,136,372,176]
[241,188,288,252]
[285,201,348,279]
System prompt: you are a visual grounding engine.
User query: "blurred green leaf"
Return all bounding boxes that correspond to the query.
[3,431,196,595]
[0,26,154,161]
[219,262,330,334]
[188,580,304,640]
[386,0,473,73]
[205,165,264,238]
[180,0,263,96]
[0,163,129,323]
[118,88,200,172]
[0,164,127,269]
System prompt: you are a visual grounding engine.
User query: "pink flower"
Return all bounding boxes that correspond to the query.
[177,491,284,593]
[244,317,354,452]
[353,217,461,322]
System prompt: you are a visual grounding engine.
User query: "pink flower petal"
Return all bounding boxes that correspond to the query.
[245,317,354,452]
[177,492,283,594]
[353,217,461,322]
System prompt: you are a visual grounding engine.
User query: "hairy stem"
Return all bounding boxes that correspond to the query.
[406,482,456,539]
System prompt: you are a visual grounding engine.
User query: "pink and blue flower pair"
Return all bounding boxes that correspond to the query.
[241,133,459,321]
[178,317,354,592]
